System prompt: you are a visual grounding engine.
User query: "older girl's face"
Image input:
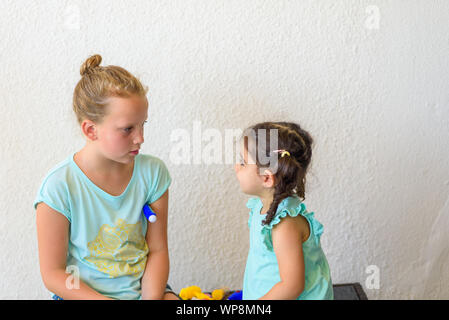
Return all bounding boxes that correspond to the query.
[95,95,148,164]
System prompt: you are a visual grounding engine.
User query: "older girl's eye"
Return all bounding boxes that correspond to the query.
[124,127,133,133]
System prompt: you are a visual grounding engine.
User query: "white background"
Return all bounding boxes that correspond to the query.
[1,0,448,299]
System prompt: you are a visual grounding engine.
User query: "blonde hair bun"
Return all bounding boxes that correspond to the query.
[73,55,148,125]
[80,54,102,76]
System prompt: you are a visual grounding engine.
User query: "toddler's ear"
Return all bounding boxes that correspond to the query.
[261,169,276,188]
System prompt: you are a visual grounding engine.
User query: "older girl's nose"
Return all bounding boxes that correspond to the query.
[134,128,144,145]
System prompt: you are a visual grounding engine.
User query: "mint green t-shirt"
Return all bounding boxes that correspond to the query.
[243,196,333,300]
[34,152,171,300]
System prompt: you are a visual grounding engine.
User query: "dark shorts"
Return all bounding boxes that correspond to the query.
[164,284,180,299]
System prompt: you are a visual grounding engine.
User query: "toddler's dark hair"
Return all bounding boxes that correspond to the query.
[242,122,313,225]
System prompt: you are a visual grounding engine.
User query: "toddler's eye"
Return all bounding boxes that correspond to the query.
[124,127,133,133]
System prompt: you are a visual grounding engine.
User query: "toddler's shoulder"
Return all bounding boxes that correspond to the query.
[273,214,311,243]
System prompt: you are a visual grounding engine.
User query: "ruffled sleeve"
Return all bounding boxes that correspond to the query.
[261,200,324,251]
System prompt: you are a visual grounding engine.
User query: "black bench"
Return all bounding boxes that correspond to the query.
[333,283,368,300]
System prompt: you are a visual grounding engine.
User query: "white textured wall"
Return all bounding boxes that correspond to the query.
[1,0,448,299]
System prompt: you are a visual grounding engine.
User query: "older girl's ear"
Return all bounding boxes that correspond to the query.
[81,119,97,141]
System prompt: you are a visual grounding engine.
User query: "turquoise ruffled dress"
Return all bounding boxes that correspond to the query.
[242,196,333,300]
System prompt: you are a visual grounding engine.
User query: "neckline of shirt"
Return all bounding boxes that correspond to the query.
[69,152,139,200]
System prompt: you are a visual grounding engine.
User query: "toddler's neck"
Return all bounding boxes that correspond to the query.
[258,190,274,215]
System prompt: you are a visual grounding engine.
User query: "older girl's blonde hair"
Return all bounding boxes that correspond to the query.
[73,54,148,124]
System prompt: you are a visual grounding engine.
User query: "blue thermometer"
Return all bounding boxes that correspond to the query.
[143,204,157,223]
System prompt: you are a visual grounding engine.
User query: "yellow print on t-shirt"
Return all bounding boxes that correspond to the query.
[86,219,149,277]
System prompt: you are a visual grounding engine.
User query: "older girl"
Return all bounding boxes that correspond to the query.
[35,55,177,300]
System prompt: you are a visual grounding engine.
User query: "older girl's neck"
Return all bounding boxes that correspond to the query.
[76,144,132,175]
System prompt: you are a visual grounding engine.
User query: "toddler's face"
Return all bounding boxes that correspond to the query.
[234,146,265,196]
[95,95,148,164]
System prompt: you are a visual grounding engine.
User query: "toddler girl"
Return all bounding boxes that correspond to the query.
[34,55,177,300]
[234,122,333,300]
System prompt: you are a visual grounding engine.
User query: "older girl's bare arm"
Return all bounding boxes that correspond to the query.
[141,190,171,300]
[36,202,112,300]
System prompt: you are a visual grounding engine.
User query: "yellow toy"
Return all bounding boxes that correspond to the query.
[179,285,230,300]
